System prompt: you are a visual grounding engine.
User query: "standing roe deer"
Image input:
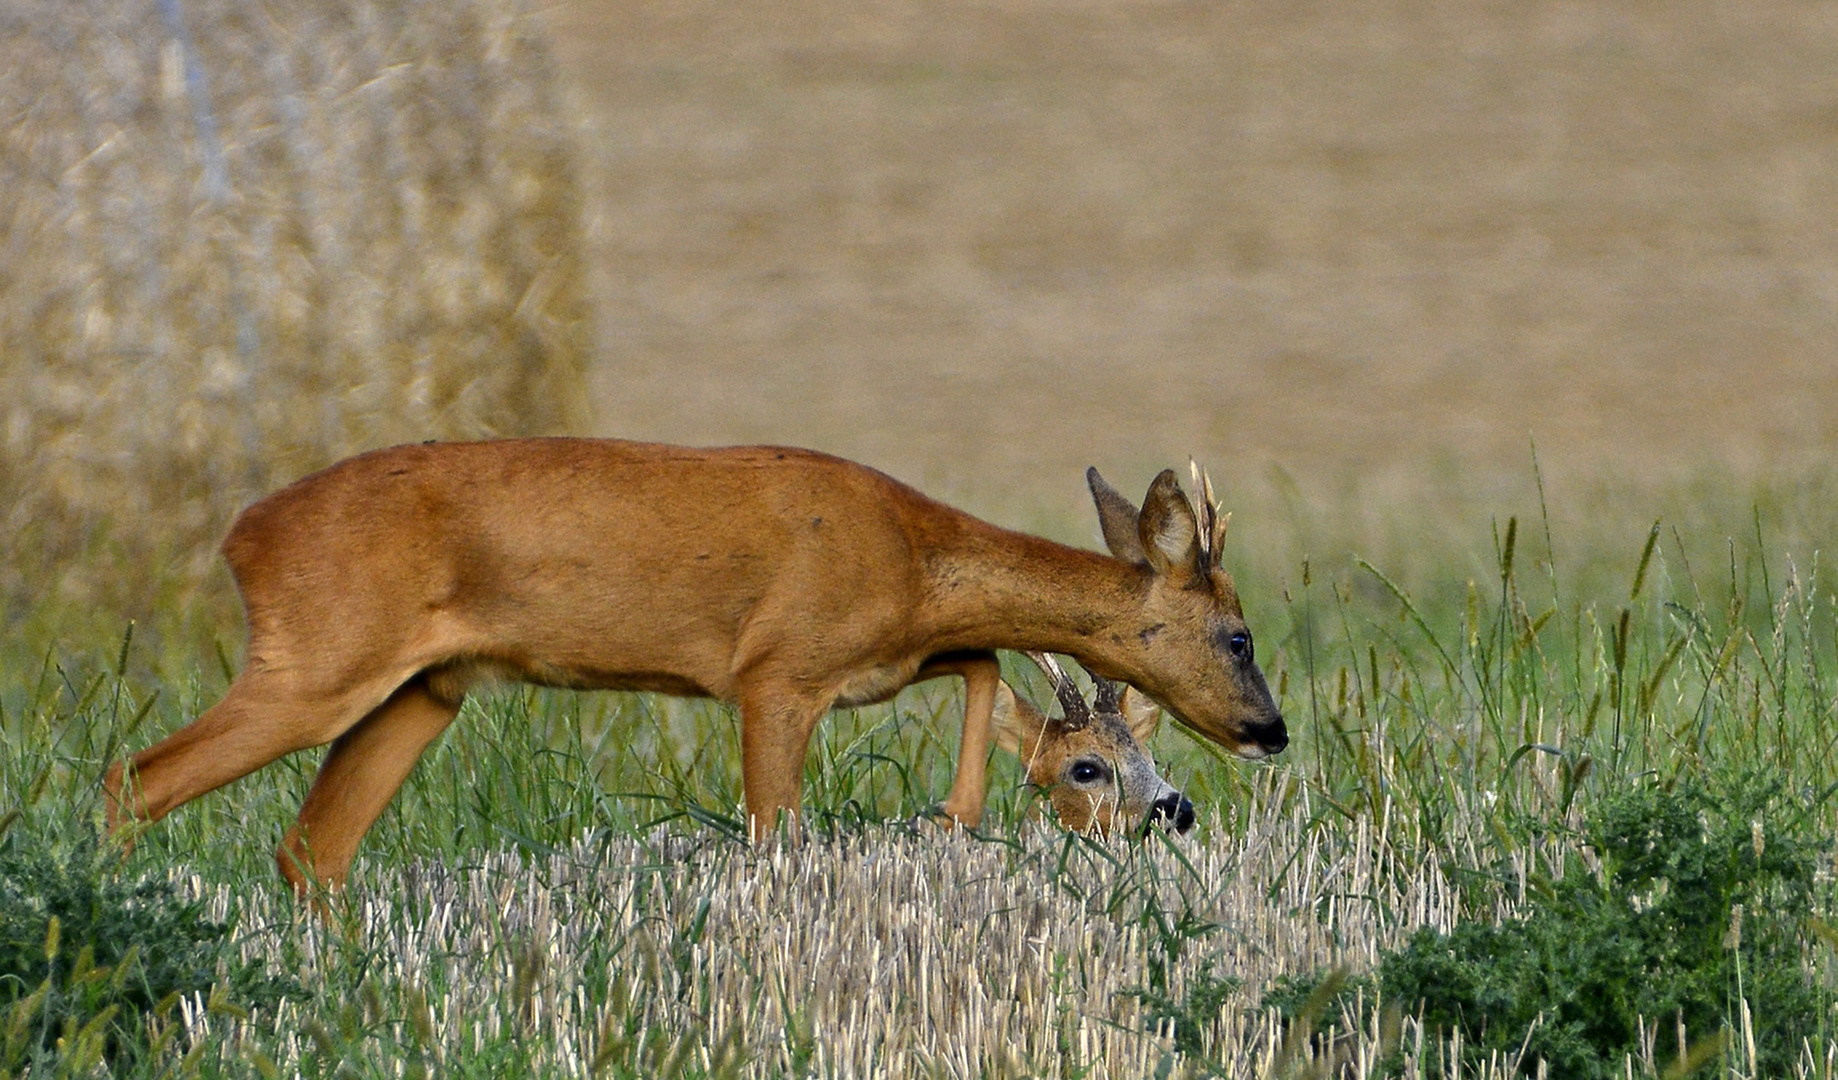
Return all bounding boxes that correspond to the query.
[104,439,1284,891]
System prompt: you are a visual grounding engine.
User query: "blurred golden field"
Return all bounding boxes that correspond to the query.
[544,0,1838,522]
[7,0,1838,622]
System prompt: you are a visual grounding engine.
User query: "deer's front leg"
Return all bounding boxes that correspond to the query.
[737,681,830,840]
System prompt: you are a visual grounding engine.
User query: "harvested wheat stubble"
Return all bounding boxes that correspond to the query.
[0,0,588,615]
[168,816,1833,1079]
[162,793,1507,1079]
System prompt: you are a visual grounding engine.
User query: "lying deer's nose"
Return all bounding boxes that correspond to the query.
[1149,792,1196,834]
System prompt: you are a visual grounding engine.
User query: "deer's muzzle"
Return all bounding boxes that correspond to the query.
[1248,716,1288,756]
[1148,791,1196,834]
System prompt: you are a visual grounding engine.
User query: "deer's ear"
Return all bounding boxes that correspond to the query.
[992,681,1052,758]
[1119,687,1163,743]
[1137,470,1203,582]
[1088,467,1147,565]
[991,681,1026,755]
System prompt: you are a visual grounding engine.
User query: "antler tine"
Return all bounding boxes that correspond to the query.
[1203,465,1228,564]
[1021,649,1058,679]
[1189,458,1230,565]
[1090,673,1123,716]
[1187,458,1216,562]
[1021,650,1092,729]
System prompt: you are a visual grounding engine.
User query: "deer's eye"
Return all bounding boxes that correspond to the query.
[1213,625,1254,662]
[1068,761,1109,786]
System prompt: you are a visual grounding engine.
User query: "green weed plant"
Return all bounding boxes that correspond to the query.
[1375,773,1826,1078]
[0,832,298,1076]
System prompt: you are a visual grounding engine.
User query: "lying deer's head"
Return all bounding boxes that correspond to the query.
[994,652,1194,836]
[1085,464,1288,760]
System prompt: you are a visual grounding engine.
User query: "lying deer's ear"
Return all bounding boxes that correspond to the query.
[1119,687,1163,743]
[1087,467,1148,565]
[1137,469,1203,582]
[991,681,1028,755]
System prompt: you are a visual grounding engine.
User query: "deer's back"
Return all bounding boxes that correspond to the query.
[221,439,959,697]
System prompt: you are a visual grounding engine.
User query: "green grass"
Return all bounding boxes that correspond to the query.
[4,482,1838,1078]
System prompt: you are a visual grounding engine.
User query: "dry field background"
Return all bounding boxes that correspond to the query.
[543,0,1838,522]
[8,0,1838,617]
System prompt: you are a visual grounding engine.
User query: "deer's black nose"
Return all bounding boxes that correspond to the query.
[1251,716,1289,755]
[1150,791,1196,834]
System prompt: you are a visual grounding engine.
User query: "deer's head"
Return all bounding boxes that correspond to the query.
[1084,464,1288,760]
[994,652,1194,836]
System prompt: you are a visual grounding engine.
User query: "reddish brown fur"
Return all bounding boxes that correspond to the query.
[103,438,1283,891]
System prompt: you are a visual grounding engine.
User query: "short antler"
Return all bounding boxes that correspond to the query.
[1187,458,1229,566]
[1022,651,1092,730]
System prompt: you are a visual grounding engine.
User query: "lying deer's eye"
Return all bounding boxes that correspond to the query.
[1228,631,1253,662]
[1069,761,1108,785]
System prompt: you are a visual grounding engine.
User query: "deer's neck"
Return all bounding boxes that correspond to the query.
[918,521,1147,661]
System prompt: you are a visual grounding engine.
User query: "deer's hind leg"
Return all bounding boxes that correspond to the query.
[279,675,462,893]
[104,665,406,834]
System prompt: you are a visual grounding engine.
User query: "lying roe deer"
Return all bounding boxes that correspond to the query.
[104,438,1284,891]
[999,651,1194,836]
